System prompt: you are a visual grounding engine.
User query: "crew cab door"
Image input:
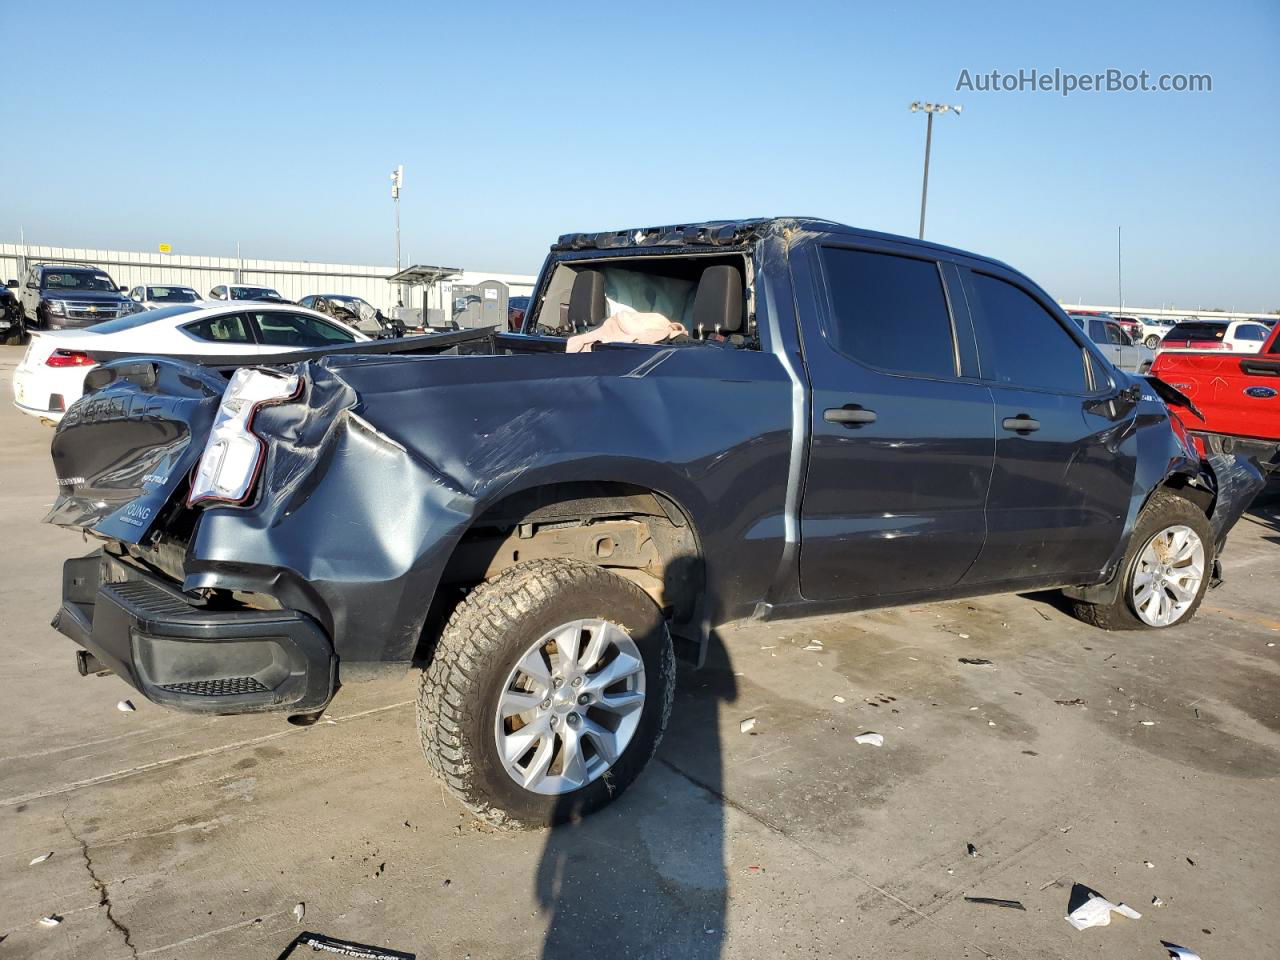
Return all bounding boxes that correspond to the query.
[794,244,995,602]
[958,269,1134,583]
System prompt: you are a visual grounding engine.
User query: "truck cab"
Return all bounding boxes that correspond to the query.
[19,262,137,330]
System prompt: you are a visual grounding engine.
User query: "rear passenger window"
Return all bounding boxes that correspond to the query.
[183,314,253,343]
[819,248,956,379]
[969,273,1088,393]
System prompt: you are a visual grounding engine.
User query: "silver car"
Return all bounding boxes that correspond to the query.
[1068,313,1155,374]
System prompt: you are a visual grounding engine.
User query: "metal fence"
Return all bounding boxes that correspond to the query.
[0,244,535,316]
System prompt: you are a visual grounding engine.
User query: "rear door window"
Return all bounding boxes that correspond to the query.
[818,247,957,379]
[967,272,1088,394]
[1237,324,1269,342]
[182,313,254,343]
[250,311,355,347]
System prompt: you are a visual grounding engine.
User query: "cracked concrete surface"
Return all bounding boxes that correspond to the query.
[1,346,1278,959]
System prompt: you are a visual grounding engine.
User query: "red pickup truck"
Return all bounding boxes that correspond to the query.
[1151,320,1280,470]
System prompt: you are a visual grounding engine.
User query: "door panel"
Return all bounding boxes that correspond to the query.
[796,245,995,602]
[960,269,1133,583]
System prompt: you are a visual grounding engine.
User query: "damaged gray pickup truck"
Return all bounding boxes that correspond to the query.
[46,218,1263,824]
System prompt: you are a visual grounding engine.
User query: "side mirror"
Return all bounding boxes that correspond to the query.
[118,285,128,292]
[26,281,38,289]
[4,279,16,288]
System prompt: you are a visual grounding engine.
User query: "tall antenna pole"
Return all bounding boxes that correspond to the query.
[909,102,961,241]
[1117,226,1123,317]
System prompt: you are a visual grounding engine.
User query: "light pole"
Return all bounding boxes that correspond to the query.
[390,165,404,272]
[909,102,961,240]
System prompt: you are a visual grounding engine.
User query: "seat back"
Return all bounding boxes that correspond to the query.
[691,265,744,337]
[567,269,606,332]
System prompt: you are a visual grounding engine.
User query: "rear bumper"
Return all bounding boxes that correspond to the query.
[54,550,336,714]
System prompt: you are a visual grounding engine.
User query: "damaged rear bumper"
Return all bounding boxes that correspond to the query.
[54,550,336,714]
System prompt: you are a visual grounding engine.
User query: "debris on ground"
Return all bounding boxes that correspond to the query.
[1064,883,1141,930]
[1144,860,1155,869]
[853,731,884,747]
[832,695,846,703]
[116,699,135,712]
[739,717,757,734]
[1161,942,1203,960]
[28,852,52,865]
[293,902,305,923]
[38,916,61,927]
[963,896,1026,910]
[277,932,416,959]
[1055,698,1086,706]
[1140,720,1156,726]
[966,843,980,858]
[802,644,823,652]
[1035,608,1052,621]
[1151,896,1166,907]
[958,657,993,665]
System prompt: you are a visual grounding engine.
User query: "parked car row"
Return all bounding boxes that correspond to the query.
[11,301,371,423]
[2,261,405,344]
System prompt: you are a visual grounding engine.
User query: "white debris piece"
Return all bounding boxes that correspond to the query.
[802,644,823,652]
[854,732,884,747]
[1140,720,1156,726]
[1162,943,1203,960]
[293,902,305,923]
[116,700,136,712]
[38,915,62,927]
[958,633,970,640]
[832,695,846,704]
[1065,892,1141,930]
[739,717,757,734]
[1151,896,1166,907]
[1144,860,1155,869]
[29,852,53,865]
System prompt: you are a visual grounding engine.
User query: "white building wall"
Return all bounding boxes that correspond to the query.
[0,244,535,316]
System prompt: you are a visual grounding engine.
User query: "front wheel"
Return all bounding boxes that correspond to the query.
[417,559,675,826]
[1144,334,1161,349]
[1069,489,1213,630]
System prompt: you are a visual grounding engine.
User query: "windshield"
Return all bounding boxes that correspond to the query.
[86,303,203,334]
[231,286,284,300]
[147,286,199,303]
[42,270,117,291]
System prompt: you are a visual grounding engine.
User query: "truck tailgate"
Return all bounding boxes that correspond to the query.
[1151,351,1280,441]
[44,359,228,544]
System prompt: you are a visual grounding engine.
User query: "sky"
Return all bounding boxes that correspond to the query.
[1,0,1276,310]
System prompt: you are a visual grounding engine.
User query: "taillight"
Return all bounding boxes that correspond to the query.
[188,368,301,507]
[46,349,95,368]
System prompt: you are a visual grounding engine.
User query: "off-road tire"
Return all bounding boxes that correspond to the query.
[417,558,676,827]
[1069,489,1214,630]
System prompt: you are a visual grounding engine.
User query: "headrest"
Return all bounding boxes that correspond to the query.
[567,269,606,331]
[692,265,743,334]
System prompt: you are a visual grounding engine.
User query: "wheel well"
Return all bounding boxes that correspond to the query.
[1158,472,1214,516]
[435,480,703,626]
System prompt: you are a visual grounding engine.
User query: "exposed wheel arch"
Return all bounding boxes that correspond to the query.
[421,480,706,664]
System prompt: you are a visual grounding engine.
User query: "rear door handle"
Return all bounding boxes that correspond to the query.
[824,405,877,426]
[1002,415,1041,433]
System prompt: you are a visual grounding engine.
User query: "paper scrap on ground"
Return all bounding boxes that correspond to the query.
[38,916,61,927]
[853,732,884,746]
[293,902,305,923]
[1162,941,1203,960]
[832,695,846,703]
[739,717,757,734]
[802,644,823,652]
[29,852,52,865]
[116,700,135,712]
[1065,892,1141,930]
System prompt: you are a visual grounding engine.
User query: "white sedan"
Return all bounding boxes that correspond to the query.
[12,301,369,424]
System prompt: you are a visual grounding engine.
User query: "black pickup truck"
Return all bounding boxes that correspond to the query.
[44,217,1263,825]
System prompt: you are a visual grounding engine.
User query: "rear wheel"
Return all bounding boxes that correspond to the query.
[1144,334,1160,349]
[1070,489,1213,630]
[417,558,675,826]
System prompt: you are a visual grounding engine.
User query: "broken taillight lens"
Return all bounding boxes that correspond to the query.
[188,368,301,507]
[46,349,95,368]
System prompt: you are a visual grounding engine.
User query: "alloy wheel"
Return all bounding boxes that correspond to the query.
[493,618,646,795]
[1130,524,1206,626]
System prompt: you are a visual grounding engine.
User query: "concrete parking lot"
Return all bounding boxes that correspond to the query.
[1,343,1277,960]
